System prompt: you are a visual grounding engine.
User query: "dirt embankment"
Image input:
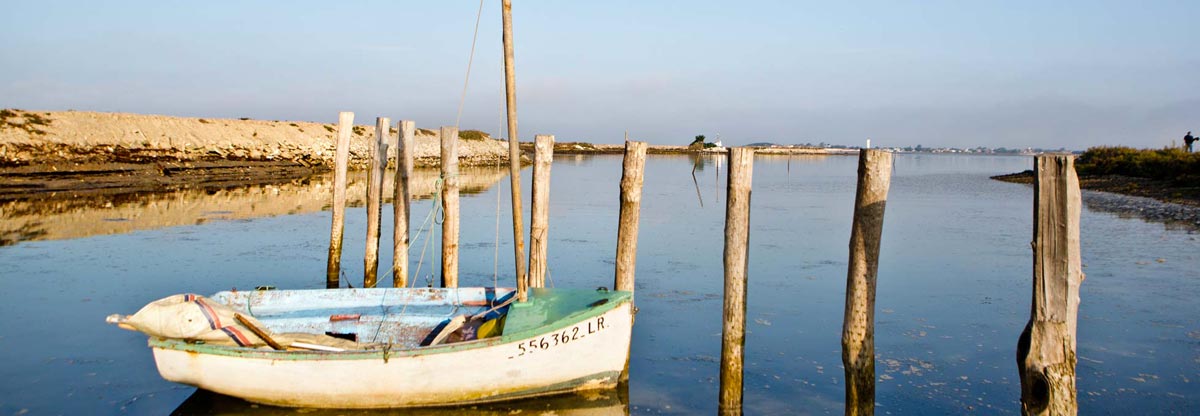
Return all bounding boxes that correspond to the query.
[0,109,516,200]
[0,109,513,167]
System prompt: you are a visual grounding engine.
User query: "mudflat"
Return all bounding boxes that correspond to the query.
[992,170,1200,207]
[993,170,1200,229]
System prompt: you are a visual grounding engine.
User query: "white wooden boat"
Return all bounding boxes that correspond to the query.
[125,287,632,408]
[109,2,640,409]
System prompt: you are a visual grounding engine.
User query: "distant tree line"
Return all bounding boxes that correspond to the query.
[688,135,718,149]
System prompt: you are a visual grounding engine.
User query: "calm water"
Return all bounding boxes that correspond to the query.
[1,154,1196,415]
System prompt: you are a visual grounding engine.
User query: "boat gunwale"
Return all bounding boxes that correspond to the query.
[148,288,632,360]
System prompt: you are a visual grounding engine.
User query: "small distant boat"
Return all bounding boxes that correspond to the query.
[116,287,632,408]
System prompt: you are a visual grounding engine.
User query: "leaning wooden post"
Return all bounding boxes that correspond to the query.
[325,112,353,289]
[841,149,893,416]
[719,147,754,416]
[614,140,648,293]
[392,120,415,288]
[501,0,528,302]
[440,126,460,288]
[528,134,555,288]
[363,117,390,288]
[1017,154,1082,416]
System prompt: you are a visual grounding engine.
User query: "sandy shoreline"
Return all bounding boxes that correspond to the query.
[0,109,521,200]
[1,109,513,168]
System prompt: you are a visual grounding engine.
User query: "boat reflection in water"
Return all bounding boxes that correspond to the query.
[171,383,629,416]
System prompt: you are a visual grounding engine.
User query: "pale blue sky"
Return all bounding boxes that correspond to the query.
[2,1,1197,149]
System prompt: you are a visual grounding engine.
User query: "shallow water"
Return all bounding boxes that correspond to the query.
[0,153,1196,415]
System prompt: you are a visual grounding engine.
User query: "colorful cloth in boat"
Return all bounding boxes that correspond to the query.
[116,293,271,347]
[444,315,506,343]
[114,293,375,350]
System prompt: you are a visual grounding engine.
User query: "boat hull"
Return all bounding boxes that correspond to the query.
[150,301,632,408]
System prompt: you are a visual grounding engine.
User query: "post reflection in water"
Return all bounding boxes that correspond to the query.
[3,154,1197,414]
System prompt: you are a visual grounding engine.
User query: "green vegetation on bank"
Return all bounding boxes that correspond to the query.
[1077,146,1200,183]
[688,134,717,149]
[408,129,492,140]
[459,130,489,141]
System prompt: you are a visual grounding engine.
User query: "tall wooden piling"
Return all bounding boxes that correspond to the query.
[614,140,648,293]
[501,0,528,302]
[392,120,415,288]
[1017,154,1082,416]
[719,147,754,416]
[528,134,555,288]
[325,112,353,289]
[841,149,893,416]
[363,117,390,288]
[440,126,460,288]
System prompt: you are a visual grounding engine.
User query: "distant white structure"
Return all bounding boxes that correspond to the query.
[866,138,871,149]
[713,140,723,148]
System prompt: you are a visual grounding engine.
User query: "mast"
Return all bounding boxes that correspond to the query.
[502,0,529,302]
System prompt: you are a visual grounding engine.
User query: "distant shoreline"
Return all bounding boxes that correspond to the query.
[520,141,859,156]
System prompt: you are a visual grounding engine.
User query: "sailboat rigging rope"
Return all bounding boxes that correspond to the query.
[371,0,502,343]
[371,184,443,343]
[455,0,486,129]
[493,157,502,288]
[492,81,509,288]
[412,181,443,286]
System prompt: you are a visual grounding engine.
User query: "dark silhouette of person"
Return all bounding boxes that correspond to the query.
[1186,131,1196,153]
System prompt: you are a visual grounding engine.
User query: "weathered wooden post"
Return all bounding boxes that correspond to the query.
[325,111,353,289]
[1017,154,1082,416]
[719,147,754,416]
[614,140,647,384]
[528,134,555,288]
[501,0,528,302]
[841,149,893,416]
[613,140,648,293]
[363,117,390,288]
[440,126,460,288]
[392,120,415,288]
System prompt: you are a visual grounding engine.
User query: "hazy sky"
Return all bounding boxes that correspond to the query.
[2,1,1197,149]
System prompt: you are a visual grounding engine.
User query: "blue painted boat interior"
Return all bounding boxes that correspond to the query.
[211,287,515,348]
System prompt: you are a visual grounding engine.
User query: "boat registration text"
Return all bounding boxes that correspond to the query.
[510,316,607,359]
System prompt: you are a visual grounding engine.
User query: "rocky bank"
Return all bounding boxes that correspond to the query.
[993,170,1200,230]
[0,109,517,200]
